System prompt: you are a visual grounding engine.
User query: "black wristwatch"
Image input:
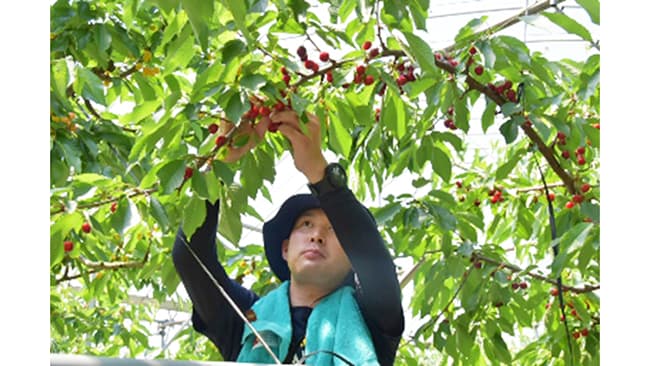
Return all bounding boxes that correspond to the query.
[308,162,347,197]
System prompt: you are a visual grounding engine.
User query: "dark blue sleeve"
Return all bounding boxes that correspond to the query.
[172,200,259,361]
[317,187,405,366]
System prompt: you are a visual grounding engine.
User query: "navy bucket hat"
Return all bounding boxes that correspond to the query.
[262,194,322,281]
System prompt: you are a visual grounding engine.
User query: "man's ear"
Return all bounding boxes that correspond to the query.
[281,239,289,261]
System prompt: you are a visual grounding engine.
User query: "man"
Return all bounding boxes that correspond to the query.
[172,109,404,365]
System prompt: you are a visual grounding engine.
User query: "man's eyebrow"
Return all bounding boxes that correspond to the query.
[297,211,317,219]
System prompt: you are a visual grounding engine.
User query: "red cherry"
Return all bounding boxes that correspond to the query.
[362,41,371,50]
[455,181,462,189]
[519,282,528,289]
[280,66,288,75]
[474,65,484,75]
[364,75,374,85]
[581,328,589,337]
[565,201,575,209]
[208,123,218,134]
[434,53,442,61]
[577,155,586,165]
[512,283,520,290]
[64,240,74,253]
[282,73,291,86]
[110,202,117,213]
[375,108,381,122]
[81,222,91,233]
[473,199,481,207]
[576,146,586,155]
[490,195,499,204]
[581,183,591,193]
[368,48,379,59]
[297,46,307,59]
[268,122,281,133]
[449,59,458,68]
[561,150,570,159]
[319,52,329,62]
[397,74,408,86]
[184,167,193,180]
[215,136,227,148]
[356,65,366,75]
[547,193,555,201]
[326,71,333,83]
[557,132,566,140]
[572,332,581,339]
[593,123,600,129]
[572,194,584,204]
[259,106,271,117]
[503,80,513,89]
[469,46,477,55]
[506,89,517,102]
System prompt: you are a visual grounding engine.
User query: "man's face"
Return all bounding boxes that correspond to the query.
[282,208,352,287]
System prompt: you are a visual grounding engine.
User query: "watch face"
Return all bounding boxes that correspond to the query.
[329,164,347,187]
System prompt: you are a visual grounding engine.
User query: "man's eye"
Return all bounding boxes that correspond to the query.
[302,220,312,227]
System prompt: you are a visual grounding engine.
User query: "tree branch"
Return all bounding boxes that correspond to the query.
[473,252,599,294]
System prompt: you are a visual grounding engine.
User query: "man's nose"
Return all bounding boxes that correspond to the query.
[309,228,325,245]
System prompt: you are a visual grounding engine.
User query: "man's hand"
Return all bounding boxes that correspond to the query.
[217,116,271,163]
[272,110,328,183]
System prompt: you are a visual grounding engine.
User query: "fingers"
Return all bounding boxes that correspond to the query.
[271,110,321,141]
[276,122,305,147]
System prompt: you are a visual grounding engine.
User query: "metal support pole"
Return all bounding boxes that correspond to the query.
[50,354,283,366]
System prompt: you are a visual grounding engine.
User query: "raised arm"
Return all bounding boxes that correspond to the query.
[271,109,405,362]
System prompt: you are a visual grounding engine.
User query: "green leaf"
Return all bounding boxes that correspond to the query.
[431,146,452,182]
[119,100,162,124]
[427,203,457,231]
[182,196,207,240]
[401,31,437,75]
[372,202,402,226]
[190,170,210,199]
[496,149,524,180]
[156,160,186,195]
[481,99,497,133]
[502,102,523,117]
[94,23,112,51]
[161,259,181,295]
[180,0,213,51]
[575,0,600,25]
[224,91,247,124]
[328,109,352,157]
[76,67,106,105]
[240,74,267,91]
[51,59,70,105]
[454,16,487,44]
[499,118,519,144]
[219,200,243,244]
[50,212,84,268]
[204,169,221,204]
[149,196,170,231]
[153,0,180,14]
[162,23,195,73]
[224,0,252,43]
[490,333,512,363]
[380,89,406,139]
[221,39,247,65]
[110,199,135,235]
[542,11,593,43]
[212,160,235,186]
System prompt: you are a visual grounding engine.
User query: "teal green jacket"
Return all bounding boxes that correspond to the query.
[236,281,379,365]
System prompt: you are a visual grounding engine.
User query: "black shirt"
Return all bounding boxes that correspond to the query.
[172,187,405,365]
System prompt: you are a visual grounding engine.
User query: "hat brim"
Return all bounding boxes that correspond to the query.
[262,194,321,281]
